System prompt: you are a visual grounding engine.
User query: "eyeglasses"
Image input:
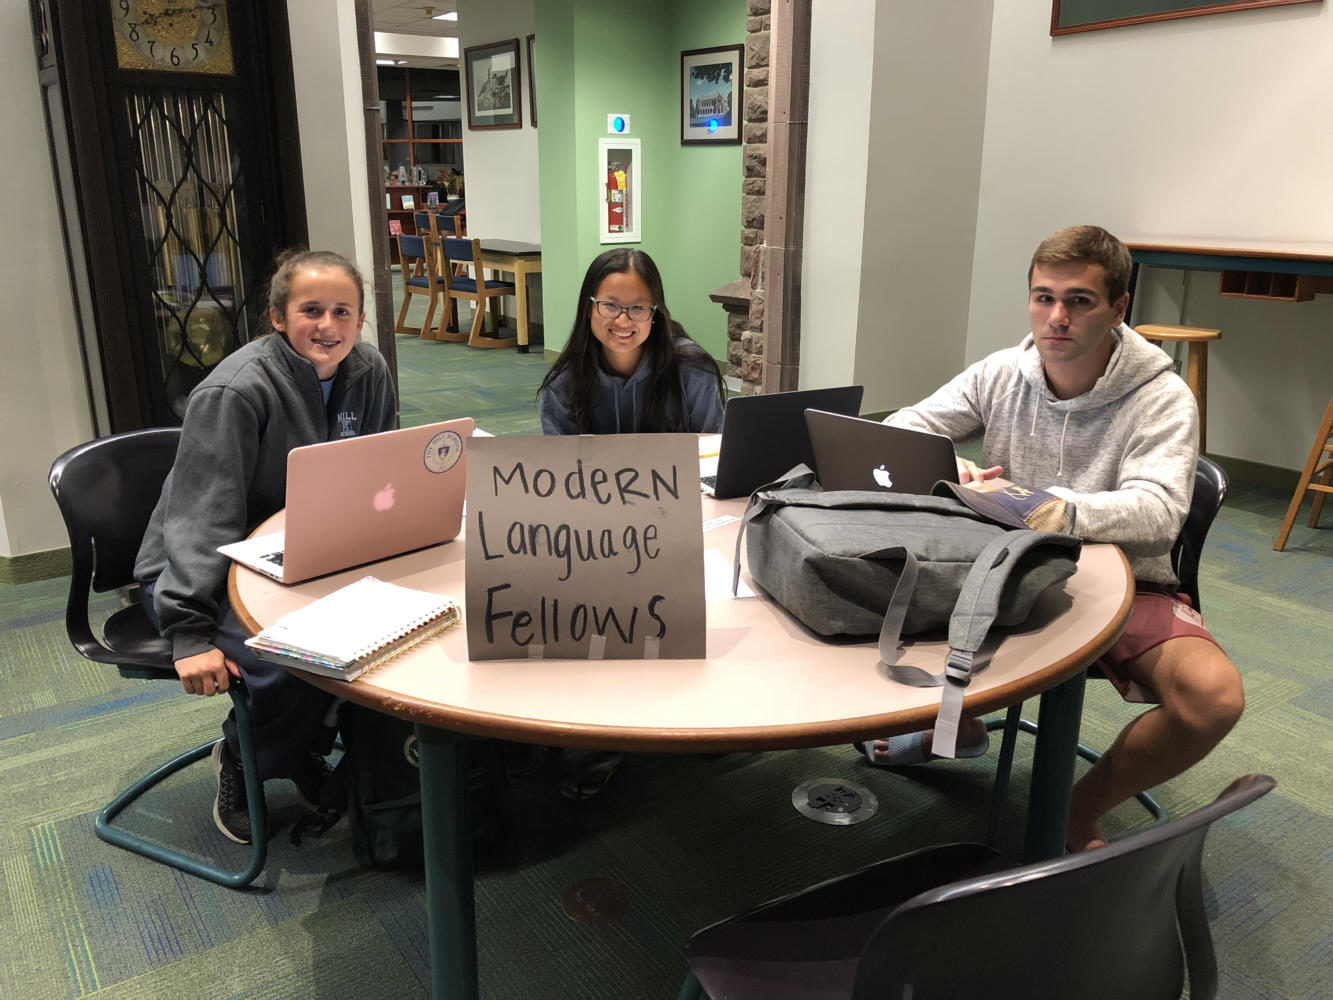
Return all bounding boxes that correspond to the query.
[590,298,657,323]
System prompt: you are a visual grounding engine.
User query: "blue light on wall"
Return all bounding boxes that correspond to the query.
[612,116,627,133]
[708,119,719,133]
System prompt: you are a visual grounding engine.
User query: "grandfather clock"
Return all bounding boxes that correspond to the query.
[32,0,307,429]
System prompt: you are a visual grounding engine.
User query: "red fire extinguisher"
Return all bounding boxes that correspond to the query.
[607,161,625,232]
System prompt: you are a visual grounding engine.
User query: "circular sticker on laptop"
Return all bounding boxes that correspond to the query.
[423,430,464,474]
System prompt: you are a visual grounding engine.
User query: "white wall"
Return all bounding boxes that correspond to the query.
[457,0,540,243]
[801,0,874,390]
[801,0,992,412]
[0,5,95,557]
[288,0,376,337]
[853,1,992,413]
[969,1,1333,468]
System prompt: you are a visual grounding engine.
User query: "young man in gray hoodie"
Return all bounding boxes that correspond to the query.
[859,225,1244,851]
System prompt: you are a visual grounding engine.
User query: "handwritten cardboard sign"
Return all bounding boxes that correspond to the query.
[465,433,706,660]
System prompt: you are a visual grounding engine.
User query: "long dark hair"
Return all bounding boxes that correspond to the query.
[538,248,724,433]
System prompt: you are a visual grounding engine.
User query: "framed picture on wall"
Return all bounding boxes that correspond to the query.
[463,38,522,130]
[680,44,743,145]
[598,137,641,244]
[527,34,537,127]
[1051,0,1321,35]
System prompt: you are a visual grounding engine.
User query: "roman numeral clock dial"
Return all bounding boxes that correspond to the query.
[110,0,234,74]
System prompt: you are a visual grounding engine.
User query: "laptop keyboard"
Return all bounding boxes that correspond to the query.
[260,551,284,567]
[700,474,717,490]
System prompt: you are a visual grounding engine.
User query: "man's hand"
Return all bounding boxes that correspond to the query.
[175,647,239,696]
[956,456,1005,486]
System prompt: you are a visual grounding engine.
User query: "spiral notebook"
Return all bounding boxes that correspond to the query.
[245,576,461,681]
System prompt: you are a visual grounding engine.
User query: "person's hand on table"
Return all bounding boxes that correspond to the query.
[956,456,1005,487]
[176,647,239,696]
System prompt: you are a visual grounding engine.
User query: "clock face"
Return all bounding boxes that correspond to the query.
[110,0,234,74]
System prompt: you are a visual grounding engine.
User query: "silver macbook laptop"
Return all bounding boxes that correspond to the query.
[701,385,864,499]
[219,417,475,583]
[805,410,958,495]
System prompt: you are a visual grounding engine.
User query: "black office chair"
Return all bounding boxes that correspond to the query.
[985,454,1231,838]
[680,773,1273,1000]
[48,428,266,888]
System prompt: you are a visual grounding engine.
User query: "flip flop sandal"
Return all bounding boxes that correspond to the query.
[851,730,990,768]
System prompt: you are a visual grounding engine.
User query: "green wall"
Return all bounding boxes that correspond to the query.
[535,0,745,362]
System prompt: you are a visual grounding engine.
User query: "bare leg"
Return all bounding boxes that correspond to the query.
[1067,636,1244,851]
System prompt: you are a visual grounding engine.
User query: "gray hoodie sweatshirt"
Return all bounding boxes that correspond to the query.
[887,324,1198,585]
[135,333,397,659]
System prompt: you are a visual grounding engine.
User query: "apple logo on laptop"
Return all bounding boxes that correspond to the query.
[373,483,396,512]
[872,465,894,489]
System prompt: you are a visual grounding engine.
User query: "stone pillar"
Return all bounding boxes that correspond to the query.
[712,0,808,396]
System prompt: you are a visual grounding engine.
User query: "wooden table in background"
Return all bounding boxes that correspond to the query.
[479,240,542,353]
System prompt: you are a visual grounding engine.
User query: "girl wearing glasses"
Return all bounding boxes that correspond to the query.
[538,248,725,436]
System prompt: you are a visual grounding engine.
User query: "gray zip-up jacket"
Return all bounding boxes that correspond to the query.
[135,333,397,659]
[538,346,725,435]
[886,324,1198,585]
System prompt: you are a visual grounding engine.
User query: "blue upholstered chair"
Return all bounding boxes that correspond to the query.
[394,232,446,339]
[440,236,517,349]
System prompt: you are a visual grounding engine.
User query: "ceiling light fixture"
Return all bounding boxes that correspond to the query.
[433,11,458,20]
[375,58,396,65]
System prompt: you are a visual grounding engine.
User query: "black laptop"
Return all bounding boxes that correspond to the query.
[701,386,864,499]
[804,409,958,495]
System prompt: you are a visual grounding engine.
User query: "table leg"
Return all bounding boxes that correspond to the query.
[1022,671,1087,863]
[515,263,530,353]
[415,724,478,1000]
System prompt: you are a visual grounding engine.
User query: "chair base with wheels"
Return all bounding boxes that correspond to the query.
[49,428,267,888]
[681,775,1274,1000]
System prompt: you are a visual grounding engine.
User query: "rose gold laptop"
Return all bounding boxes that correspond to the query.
[218,417,475,583]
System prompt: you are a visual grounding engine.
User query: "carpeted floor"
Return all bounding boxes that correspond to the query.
[3,311,1331,998]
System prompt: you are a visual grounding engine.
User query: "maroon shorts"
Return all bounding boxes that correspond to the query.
[1096,589,1224,704]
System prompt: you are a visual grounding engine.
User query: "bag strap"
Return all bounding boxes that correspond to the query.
[731,465,818,595]
[883,530,1077,757]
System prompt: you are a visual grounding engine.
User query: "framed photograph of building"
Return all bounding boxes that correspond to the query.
[680,44,743,145]
[463,38,522,130]
[598,138,641,244]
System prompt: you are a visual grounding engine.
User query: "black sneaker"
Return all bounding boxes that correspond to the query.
[559,749,624,800]
[211,741,253,844]
[290,752,335,811]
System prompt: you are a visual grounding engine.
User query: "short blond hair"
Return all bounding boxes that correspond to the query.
[1028,226,1132,303]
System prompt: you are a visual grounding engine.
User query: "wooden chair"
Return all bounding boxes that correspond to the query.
[394,232,445,339]
[1274,398,1333,551]
[1137,324,1221,452]
[438,236,517,349]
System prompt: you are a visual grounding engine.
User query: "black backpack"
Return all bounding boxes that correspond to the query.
[333,703,517,868]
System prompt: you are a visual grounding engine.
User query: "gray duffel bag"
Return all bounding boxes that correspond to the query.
[733,471,1082,756]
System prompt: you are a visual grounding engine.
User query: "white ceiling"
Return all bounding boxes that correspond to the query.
[371,0,459,38]
[371,0,459,67]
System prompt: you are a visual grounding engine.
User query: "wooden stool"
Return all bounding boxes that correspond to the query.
[1136,324,1221,452]
[1274,398,1333,551]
